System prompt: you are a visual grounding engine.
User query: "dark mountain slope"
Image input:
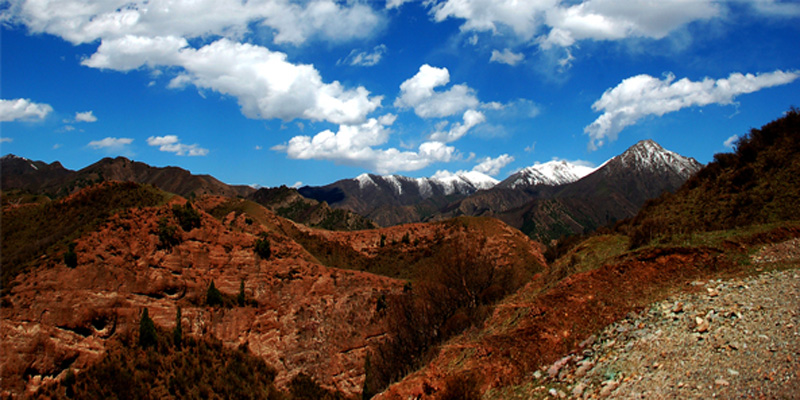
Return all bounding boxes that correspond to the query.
[0,155,255,199]
[440,140,702,241]
[628,108,800,247]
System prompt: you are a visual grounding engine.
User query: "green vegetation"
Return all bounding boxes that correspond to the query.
[237,280,246,307]
[1,182,167,293]
[172,202,202,231]
[157,217,181,249]
[206,281,224,307]
[63,242,78,269]
[255,236,272,259]
[172,307,183,349]
[139,308,157,349]
[363,234,521,398]
[627,108,800,248]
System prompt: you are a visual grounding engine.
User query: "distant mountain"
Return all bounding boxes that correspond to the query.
[299,171,497,226]
[503,140,703,240]
[497,160,595,189]
[0,154,255,199]
[300,140,702,241]
[247,186,378,231]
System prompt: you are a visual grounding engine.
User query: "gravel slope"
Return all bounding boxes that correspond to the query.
[530,241,800,399]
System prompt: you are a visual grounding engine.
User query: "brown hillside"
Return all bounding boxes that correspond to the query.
[374,225,800,399]
[1,185,401,398]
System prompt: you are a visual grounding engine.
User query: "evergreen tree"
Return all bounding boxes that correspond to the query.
[64,242,78,268]
[237,279,246,307]
[138,308,157,349]
[172,307,182,348]
[206,281,223,307]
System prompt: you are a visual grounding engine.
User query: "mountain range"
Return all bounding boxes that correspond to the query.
[1,139,701,241]
[300,139,702,240]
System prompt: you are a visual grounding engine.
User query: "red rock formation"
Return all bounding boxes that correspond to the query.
[1,198,401,397]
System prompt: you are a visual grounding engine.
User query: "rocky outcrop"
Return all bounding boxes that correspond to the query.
[0,197,400,397]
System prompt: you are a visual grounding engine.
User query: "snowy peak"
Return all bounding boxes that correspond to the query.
[498,160,595,189]
[609,139,702,179]
[353,171,498,198]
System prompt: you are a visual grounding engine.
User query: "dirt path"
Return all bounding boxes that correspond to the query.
[536,266,800,399]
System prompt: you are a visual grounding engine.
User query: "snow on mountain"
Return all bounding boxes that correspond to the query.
[352,170,498,198]
[499,160,595,189]
[609,139,702,179]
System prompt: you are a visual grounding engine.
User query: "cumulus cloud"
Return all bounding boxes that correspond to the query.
[428,109,486,143]
[473,154,514,176]
[429,0,722,50]
[490,48,524,66]
[723,134,739,149]
[585,70,800,150]
[147,135,209,156]
[338,44,387,67]
[275,114,457,173]
[1,137,13,143]
[0,98,53,122]
[85,37,382,124]
[74,110,97,122]
[394,64,479,119]
[88,137,133,150]
[6,0,382,46]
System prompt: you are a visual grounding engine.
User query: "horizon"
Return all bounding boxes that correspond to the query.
[1,0,799,188]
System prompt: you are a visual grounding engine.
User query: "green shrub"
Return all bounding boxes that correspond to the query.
[157,218,180,249]
[63,242,78,269]
[172,202,201,232]
[254,237,271,259]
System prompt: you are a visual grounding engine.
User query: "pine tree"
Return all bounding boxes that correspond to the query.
[139,308,157,349]
[237,279,246,307]
[172,307,182,348]
[206,281,223,307]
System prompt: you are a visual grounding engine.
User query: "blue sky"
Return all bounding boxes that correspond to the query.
[1,0,799,188]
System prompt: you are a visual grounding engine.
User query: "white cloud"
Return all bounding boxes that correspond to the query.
[473,154,514,176]
[275,114,457,173]
[490,48,524,66]
[7,0,382,46]
[147,135,209,156]
[428,109,486,143]
[723,134,739,149]
[338,44,387,67]
[585,70,800,150]
[394,64,479,119]
[291,181,303,188]
[1,137,13,143]
[386,0,413,9]
[75,110,97,122]
[746,0,800,17]
[0,98,53,122]
[88,137,133,150]
[429,0,721,50]
[85,37,382,124]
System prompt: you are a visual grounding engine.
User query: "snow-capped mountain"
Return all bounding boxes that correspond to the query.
[497,160,595,189]
[353,170,497,198]
[601,139,701,180]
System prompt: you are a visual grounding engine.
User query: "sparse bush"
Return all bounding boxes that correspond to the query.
[254,237,271,259]
[401,232,410,244]
[157,217,180,249]
[379,234,386,248]
[172,202,202,231]
[64,242,78,269]
[437,372,481,400]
